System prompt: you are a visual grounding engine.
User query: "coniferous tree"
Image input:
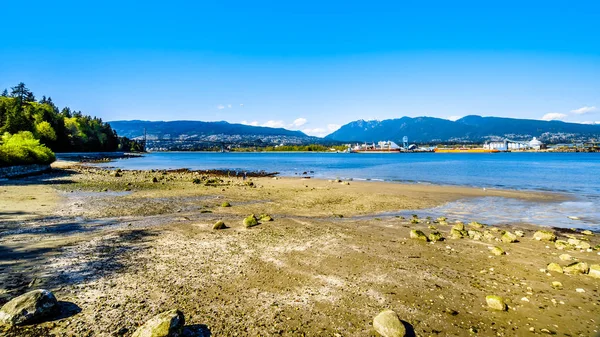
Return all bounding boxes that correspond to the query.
[1,89,8,97]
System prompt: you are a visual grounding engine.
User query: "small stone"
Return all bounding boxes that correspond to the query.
[213,220,227,230]
[483,231,495,241]
[410,230,429,242]
[559,254,572,261]
[587,264,600,279]
[546,263,563,274]
[521,297,529,302]
[563,262,589,275]
[221,202,231,207]
[581,230,593,236]
[567,238,581,246]
[501,231,518,243]
[450,228,467,239]
[468,221,484,229]
[491,246,505,256]
[533,230,557,242]
[515,230,525,237]
[132,309,185,337]
[552,281,562,289]
[452,223,465,231]
[468,230,483,240]
[243,214,259,228]
[576,288,585,293]
[486,295,507,311]
[373,309,407,337]
[0,289,58,326]
[259,214,273,222]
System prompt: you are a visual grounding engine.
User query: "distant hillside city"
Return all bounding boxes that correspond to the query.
[109,116,600,151]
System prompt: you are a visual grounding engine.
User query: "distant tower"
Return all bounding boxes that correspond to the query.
[403,136,408,149]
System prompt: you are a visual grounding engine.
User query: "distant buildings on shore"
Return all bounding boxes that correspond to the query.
[484,137,545,151]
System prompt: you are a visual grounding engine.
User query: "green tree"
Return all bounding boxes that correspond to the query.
[1,89,7,97]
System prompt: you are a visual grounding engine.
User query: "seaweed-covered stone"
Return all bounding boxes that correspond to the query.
[515,230,525,237]
[468,230,483,240]
[132,309,185,337]
[429,232,443,242]
[589,265,600,279]
[582,230,593,236]
[555,240,571,250]
[501,231,518,243]
[547,263,563,273]
[491,246,505,256]
[486,295,507,311]
[221,202,231,207]
[468,221,484,229]
[213,221,227,230]
[243,214,259,228]
[564,262,589,275]
[259,214,273,222]
[436,216,447,222]
[567,238,581,246]
[410,230,428,242]
[576,241,591,250]
[483,231,495,241]
[533,230,556,242]
[450,228,467,239]
[552,281,563,289]
[559,254,572,261]
[373,310,406,337]
[0,289,58,326]
[452,223,465,231]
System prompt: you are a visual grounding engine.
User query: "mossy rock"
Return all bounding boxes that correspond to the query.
[547,262,563,273]
[552,281,563,289]
[564,262,589,275]
[221,202,231,207]
[483,231,496,241]
[515,230,525,237]
[437,216,447,222]
[243,214,259,228]
[452,223,465,231]
[533,230,556,242]
[468,230,483,240]
[554,240,571,250]
[259,214,273,221]
[410,218,419,224]
[589,265,600,279]
[468,221,484,229]
[410,230,428,242]
[450,228,467,239]
[429,232,444,242]
[491,246,505,256]
[501,231,518,243]
[131,309,185,337]
[581,230,593,236]
[213,221,227,230]
[485,295,507,311]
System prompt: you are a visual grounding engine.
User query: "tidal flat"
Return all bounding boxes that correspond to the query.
[0,163,599,336]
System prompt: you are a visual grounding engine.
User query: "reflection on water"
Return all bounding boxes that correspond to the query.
[392,197,600,231]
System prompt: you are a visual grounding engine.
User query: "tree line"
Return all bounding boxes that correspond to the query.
[0,82,142,167]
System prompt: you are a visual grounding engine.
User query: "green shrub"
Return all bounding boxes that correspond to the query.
[0,131,56,167]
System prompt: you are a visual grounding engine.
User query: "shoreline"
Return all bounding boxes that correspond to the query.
[1,165,599,336]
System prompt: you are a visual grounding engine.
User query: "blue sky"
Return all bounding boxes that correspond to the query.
[1,1,599,136]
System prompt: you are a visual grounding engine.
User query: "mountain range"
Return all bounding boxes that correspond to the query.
[326,115,600,143]
[109,116,600,147]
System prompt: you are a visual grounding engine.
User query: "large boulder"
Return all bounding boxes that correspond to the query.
[132,309,185,337]
[373,309,406,337]
[0,289,58,326]
[533,230,556,242]
[564,262,589,275]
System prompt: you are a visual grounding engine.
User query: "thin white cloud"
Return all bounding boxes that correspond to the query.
[227,104,232,108]
[217,104,225,110]
[579,121,600,125]
[447,115,463,121]
[327,124,341,132]
[541,113,567,121]
[240,120,259,126]
[570,106,597,115]
[240,104,244,107]
[262,120,286,128]
[292,118,307,127]
[302,128,327,137]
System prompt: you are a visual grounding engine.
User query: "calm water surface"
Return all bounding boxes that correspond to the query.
[98,152,600,230]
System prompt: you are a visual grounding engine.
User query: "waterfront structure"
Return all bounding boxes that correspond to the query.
[483,137,545,151]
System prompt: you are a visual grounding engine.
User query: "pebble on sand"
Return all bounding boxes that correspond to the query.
[132,309,185,337]
[486,295,507,311]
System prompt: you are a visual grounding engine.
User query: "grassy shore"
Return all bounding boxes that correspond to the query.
[0,163,598,336]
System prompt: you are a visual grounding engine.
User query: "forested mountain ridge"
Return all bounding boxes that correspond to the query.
[326,115,600,143]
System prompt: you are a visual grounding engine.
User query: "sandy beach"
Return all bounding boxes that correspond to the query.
[0,163,598,336]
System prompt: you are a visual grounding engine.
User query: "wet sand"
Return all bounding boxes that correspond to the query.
[0,164,598,336]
